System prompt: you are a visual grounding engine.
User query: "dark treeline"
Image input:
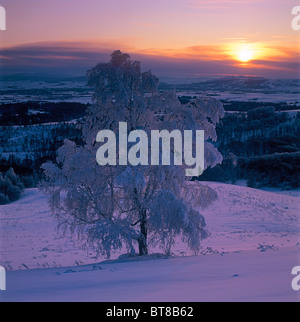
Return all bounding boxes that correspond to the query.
[0,168,25,205]
[198,106,300,189]
[0,122,82,156]
[178,96,299,112]
[217,107,299,157]
[0,121,83,199]
[0,101,89,125]
[1,100,299,205]
[222,101,299,112]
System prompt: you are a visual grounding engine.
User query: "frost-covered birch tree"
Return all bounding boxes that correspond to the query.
[42,51,225,257]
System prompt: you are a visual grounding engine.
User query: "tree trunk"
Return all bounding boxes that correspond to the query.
[138,211,148,256]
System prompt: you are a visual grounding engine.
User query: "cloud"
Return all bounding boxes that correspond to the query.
[0,41,299,79]
[187,0,279,9]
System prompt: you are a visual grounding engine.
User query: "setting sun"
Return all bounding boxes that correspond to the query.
[238,48,254,63]
[236,44,256,63]
[225,43,267,65]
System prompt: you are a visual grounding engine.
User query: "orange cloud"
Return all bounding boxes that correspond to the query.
[0,40,299,79]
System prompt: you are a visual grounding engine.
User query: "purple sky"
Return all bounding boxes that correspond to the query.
[0,0,299,79]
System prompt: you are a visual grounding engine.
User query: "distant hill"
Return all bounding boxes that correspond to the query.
[0,73,87,83]
[160,76,300,94]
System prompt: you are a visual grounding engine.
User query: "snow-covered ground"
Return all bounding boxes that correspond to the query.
[0,182,299,301]
[1,247,299,302]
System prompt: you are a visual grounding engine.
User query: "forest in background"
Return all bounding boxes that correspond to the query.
[0,99,299,205]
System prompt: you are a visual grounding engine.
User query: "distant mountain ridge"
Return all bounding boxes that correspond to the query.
[0,73,88,83]
[1,74,300,95]
[159,76,300,93]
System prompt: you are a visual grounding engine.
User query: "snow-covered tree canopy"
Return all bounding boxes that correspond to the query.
[42,50,225,257]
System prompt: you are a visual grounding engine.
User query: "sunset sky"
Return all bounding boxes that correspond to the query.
[0,0,299,80]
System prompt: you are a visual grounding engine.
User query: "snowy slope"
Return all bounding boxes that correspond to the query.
[1,247,299,302]
[0,182,299,270]
[0,182,299,302]
[199,182,300,254]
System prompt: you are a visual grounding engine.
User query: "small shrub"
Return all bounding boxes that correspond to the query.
[0,193,9,205]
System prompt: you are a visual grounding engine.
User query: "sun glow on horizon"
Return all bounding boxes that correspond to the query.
[238,48,254,63]
[236,44,256,63]
[226,43,269,65]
